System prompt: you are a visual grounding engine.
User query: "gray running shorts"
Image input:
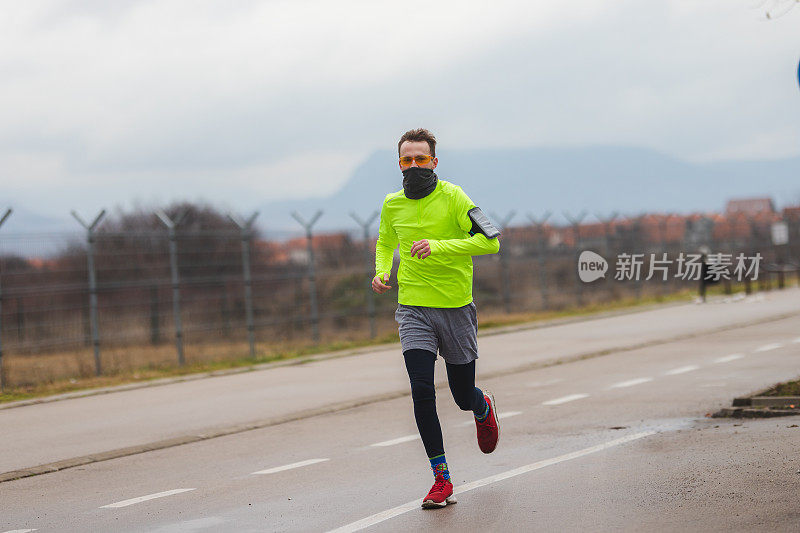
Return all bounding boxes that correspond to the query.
[394,302,478,365]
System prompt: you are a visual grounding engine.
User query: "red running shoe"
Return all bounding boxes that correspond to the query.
[475,391,499,453]
[421,474,456,509]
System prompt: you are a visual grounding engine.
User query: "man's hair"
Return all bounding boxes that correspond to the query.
[398,128,436,157]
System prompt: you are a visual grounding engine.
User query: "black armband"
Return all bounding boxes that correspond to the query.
[468,207,500,239]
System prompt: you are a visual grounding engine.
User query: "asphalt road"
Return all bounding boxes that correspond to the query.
[2,289,800,532]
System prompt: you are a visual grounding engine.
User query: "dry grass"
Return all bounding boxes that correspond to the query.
[0,328,402,403]
[761,381,800,397]
[0,280,786,404]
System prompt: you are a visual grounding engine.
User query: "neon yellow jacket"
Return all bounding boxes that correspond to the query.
[375,179,500,308]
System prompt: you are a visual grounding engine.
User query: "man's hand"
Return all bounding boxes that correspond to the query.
[372,273,392,294]
[410,239,431,259]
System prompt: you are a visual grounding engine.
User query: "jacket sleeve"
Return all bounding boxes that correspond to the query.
[375,196,399,277]
[427,186,500,257]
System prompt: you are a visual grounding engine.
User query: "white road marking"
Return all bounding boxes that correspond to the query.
[100,488,195,509]
[714,353,744,363]
[251,458,329,475]
[3,529,38,533]
[327,431,656,533]
[609,377,653,389]
[664,365,699,376]
[542,394,589,406]
[754,343,783,353]
[792,337,800,344]
[369,435,419,447]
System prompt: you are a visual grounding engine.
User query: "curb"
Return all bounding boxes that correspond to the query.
[733,396,800,408]
[3,305,799,484]
[713,407,800,419]
[714,395,800,418]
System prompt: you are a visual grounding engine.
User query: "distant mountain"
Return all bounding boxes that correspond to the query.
[0,206,73,235]
[4,146,799,242]
[0,206,77,256]
[257,146,800,233]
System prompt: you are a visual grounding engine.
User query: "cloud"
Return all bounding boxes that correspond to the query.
[0,0,798,216]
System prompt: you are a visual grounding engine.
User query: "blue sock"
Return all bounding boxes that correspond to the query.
[475,398,490,422]
[429,454,450,481]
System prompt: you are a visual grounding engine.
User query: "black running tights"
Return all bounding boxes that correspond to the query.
[403,348,487,459]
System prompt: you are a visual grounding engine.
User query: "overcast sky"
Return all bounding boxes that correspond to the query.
[1,0,798,218]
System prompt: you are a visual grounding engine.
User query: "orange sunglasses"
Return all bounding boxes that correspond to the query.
[399,155,434,166]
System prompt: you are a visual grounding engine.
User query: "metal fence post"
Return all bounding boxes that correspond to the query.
[564,211,588,306]
[0,208,12,392]
[229,212,259,358]
[350,211,379,338]
[790,213,800,287]
[71,209,106,376]
[632,214,646,300]
[156,210,187,366]
[658,214,671,296]
[595,212,618,300]
[292,210,323,344]
[491,211,516,313]
[594,211,618,256]
[528,211,552,310]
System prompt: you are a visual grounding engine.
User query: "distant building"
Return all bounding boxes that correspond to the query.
[782,206,800,221]
[264,232,354,266]
[247,200,800,267]
[725,197,775,216]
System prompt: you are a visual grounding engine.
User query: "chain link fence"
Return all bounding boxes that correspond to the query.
[0,208,798,390]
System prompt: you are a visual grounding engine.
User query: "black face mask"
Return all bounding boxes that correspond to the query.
[402,167,438,199]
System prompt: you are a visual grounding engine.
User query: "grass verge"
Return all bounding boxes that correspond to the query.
[0,282,783,405]
[761,380,800,397]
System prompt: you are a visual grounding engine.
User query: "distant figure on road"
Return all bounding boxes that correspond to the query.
[697,246,720,303]
[372,128,502,509]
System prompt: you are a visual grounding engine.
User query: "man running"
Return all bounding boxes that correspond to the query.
[372,128,501,509]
